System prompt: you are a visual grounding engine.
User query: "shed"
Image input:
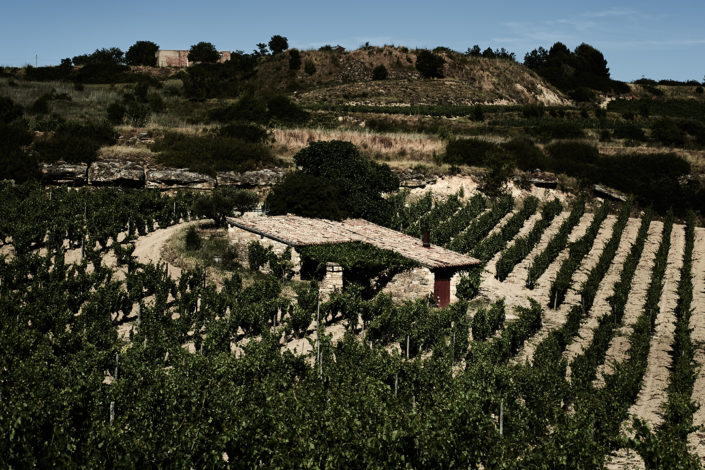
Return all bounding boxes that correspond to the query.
[226,215,480,306]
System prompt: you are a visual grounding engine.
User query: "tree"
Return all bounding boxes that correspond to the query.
[188,42,220,64]
[415,50,445,78]
[268,35,288,55]
[266,141,399,222]
[125,41,159,66]
[372,65,388,80]
[192,188,259,227]
[72,47,124,65]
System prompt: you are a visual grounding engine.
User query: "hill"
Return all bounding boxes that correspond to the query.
[254,45,569,106]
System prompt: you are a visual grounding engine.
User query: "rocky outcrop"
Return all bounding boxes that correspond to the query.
[594,184,626,202]
[145,168,216,189]
[395,169,437,188]
[515,170,558,189]
[88,161,145,187]
[40,162,88,185]
[217,168,288,187]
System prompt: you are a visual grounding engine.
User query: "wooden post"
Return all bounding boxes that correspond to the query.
[110,401,115,423]
[394,373,398,398]
[406,335,410,359]
[499,400,504,436]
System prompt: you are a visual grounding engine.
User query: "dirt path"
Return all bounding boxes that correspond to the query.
[513,214,614,364]
[564,216,642,375]
[132,220,208,279]
[595,220,664,386]
[688,227,705,459]
[625,223,684,431]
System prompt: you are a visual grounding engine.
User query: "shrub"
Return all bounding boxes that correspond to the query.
[106,102,126,124]
[185,226,202,251]
[0,96,24,123]
[415,50,445,78]
[696,86,704,94]
[30,96,50,115]
[372,65,388,80]
[289,49,301,70]
[613,121,645,141]
[480,150,515,198]
[570,87,596,102]
[192,188,259,226]
[35,121,117,164]
[528,120,585,140]
[151,132,277,176]
[444,138,499,166]
[0,121,38,182]
[502,137,544,170]
[247,241,270,270]
[521,103,545,118]
[265,173,349,220]
[470,104,485,121]
[208,94,308,124]
[304,60,316,75]
[218,122,269,143]
[652,118,686,146]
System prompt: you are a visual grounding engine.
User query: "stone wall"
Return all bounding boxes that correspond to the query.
[380,267,434,303]
[320,262,343,301]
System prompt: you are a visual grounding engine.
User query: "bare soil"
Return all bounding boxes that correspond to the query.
[688,227,705,459]
[595,220,664,386]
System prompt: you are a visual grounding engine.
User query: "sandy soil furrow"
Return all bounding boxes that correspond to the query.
[564,216,642,370]
[479,211,542,310]
[625,223,684,431]
[502,211,570,288]
[688,227,705,459]
[513,214,614,364]
[595,220,664,386]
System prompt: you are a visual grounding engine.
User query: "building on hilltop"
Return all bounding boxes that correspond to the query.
[155,50,232,67]
[226,214,480,307]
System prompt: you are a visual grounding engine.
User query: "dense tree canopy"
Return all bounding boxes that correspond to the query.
[266,141,399,222]
[125,41,159,66]
[268,35,289,55]
[188,42,221,64]
[415,50,445,78]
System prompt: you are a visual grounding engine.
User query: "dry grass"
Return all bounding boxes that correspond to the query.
[98,145,155,163]
[272,127,444,163]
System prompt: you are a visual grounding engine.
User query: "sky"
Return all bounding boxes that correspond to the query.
[1,0,703,82]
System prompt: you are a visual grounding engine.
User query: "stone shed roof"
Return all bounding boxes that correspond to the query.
[227,215,480,270]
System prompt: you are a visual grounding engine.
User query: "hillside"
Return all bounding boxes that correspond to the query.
[254,45,569,106]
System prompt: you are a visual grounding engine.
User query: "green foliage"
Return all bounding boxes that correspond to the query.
[456,268,482,301]
[415,50,445,78]
[268,141,399,223]
[528,119,585,141]
[472,299,505,341]
[106,101,126,124]
[268,35,288,55]
[265,173,347,220]
[299,242,417,298]
[0,120,38,182]
[208,94,309,124]
[151,132,277,176]
[526,197,585,289]
[218,122,269,142]
[430,193,486,245]
[125,41,159,66]
[188,42,220,63]
[448,195,514,253]
[247,241,270,270]
[651,118,686,146]
[372,64,389,80]
[192,188,259,226]
[34,121,117,164]
[479,150,516,198]
[547,201,610,308]
[184,226,201,251]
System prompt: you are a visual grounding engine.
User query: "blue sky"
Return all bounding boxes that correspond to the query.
[1,0,703,82]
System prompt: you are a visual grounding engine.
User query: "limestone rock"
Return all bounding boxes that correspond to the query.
[40,162,88,186]
[216,168,288,187]
[594,184,626,202]
[88,161,145,187]
[146,168,215,189]
[395,169,437,188]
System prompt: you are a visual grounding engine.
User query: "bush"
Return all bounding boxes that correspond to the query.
[218,122,269,143]
[35,121,117,164]
[444,138,499,166]
[528,120,585,140]
[0,121,38,182]
[0,96,24,123]
[613,121,645,141]
[265,173,348,220]
[151,132,277,176]
[696,86,704,94]
[521,103,545,118]
[192,188,259,226]
[106,102,126,124]
[372,65,388,80]
[415,50,445,78]
[470,104,485,121]
[208,94,308,124]
[502,137,544,170]
[570,87,596,102]
[652,118,686,146]
[289,49,302,70]
[247,241,270,271]
[185,226,202,251]
[304,60,316,75]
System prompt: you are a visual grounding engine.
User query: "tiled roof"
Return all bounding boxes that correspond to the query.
[227,215,480,270]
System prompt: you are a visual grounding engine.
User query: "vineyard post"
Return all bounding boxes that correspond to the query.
[110,401,115,423]
[394,373,398,397]
[406,335,410,359]
[499,400,504,436]
[317,298,322,379]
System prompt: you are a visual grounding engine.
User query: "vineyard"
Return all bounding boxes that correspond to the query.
[1,183,705,468]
